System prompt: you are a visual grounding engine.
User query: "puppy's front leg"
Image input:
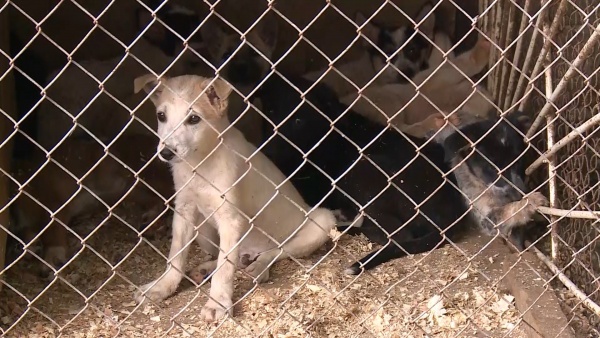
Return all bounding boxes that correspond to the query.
[134,200,199,304]
[200,205,245,322]
[488,192,548,236]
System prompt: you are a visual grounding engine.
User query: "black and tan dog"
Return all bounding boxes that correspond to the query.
[436,112,549,250]
[254,75,548,274]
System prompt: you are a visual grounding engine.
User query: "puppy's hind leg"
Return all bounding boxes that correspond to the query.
[344,214,450,275]
[245,208,336,283]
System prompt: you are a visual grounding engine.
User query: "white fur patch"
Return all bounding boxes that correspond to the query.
[167,4,196,16]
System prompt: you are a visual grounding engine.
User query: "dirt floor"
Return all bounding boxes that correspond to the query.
[1,209,539,338]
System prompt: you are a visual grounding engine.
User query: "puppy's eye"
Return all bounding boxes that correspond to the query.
[405,47,418,58]
[157,111,166,122]
[187,114,201,125]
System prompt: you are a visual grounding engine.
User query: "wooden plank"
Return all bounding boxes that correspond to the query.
[0,9,17,290]
[502,249,577,338]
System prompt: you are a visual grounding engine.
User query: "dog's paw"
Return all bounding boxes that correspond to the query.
[244,260,270,283]
[344,262,362,276]
[188,260,217,284]
[39,246,68,277]
[470,35,491,66]
[527,192,549,208]
[133,281,173,305]
[200,298,233,322]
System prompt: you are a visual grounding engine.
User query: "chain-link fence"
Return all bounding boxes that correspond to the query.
[1,0,599,336]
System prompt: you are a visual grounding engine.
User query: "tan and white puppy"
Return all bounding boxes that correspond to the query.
[132,74,336,322]
[340,34,495,137]
[303,3,439,98]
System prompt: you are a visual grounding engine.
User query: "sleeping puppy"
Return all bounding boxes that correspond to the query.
[341,111,548,273]
[254,74,469,274]
[255,75,548,273]
[436,111,549,250]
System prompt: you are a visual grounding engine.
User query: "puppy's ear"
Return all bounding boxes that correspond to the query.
[197,78,233,119]
[136,8,167,46]
[199,21,231,63]
[356,12,380,47]
[507,111,532,135]
[253,14,279,58]
[415,2,435,39]
[134,74,164,104]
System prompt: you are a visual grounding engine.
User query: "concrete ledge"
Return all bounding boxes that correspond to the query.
[500,244,576,338]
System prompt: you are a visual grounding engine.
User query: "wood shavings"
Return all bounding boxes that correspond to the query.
[2,220,530,337]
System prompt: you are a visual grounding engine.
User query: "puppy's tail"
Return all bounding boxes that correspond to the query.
[344,230,446,275]
[308,207,337,237]
[287,208,337,258]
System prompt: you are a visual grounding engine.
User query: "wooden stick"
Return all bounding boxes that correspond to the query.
[526,107,600,175]
[515,0,568,110]
[525,22,600,139]
[537,206,600,220]
[0,9,16,291]
[529,244,600,317]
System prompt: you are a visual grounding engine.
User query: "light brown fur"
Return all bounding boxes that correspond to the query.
[341,34,495,138]
[132,74,336,322]
[450,156,548,238]
[11,134,173,273]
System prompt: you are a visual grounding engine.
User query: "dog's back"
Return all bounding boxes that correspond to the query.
[255,74,388,212]
[254,75,470,273]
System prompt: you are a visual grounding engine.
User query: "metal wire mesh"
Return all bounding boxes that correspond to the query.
[0,0,599,336]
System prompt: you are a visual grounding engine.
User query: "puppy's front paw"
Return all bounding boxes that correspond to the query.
[134,281,173,304]
[40,246,68,277]
[470,35,491,66]
[201,298,233,322]
[522,192,549,221]
[245,260,270,283]
[527,192,549,208]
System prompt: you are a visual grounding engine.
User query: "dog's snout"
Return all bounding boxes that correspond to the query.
[159,148,175,161]
[397,68,415,82]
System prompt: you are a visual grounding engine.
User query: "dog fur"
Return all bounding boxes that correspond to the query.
[132,74,336,322]
[436,111,549,249]
[200,14,279,146]
[36,3,211,150]
[255,75,547,272]
[343,112,549,274]
[303,3,440,99]
[254,75,469,274]
[9,133,173,274]
[340,33,495,138]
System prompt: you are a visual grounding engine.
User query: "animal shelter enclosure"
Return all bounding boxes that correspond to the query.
[1,0,600,336]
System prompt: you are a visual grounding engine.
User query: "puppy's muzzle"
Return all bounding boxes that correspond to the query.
[159,148,175,162]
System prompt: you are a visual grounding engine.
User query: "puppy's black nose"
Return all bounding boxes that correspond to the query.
[159,148,175,161]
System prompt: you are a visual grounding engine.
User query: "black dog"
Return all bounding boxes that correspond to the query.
[436,112,549,251]
[254,75,469,274]
[255,74,549,274]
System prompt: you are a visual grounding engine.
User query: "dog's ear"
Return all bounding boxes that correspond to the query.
[136,8,168,47]
[506,111,532,135]
[199,21,231,64]
[415,2,435,39]
[134,74,164,104]
[197,78,233,119]
[356,12,380,47]
[251,14,279,58]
